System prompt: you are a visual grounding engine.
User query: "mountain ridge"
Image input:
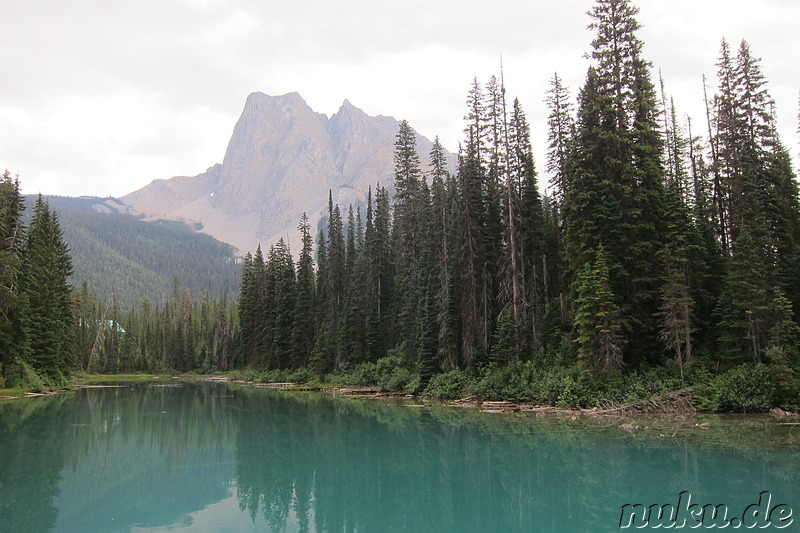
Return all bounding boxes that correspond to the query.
[119,92,455,254]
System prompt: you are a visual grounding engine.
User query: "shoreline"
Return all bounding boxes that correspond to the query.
[199,375,800,419]
[5,375,799,421]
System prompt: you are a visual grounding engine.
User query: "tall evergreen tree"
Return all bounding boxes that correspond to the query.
[573,245,627,375]
[391,120,425,348]
[238,251,257,363]
[311,193,345,373]
[21,195,74,383]
[340,205,367,365]
[364,185,394,360]
[511,98,548,352]
[567,0,667,366]
[457,148,486,368]
[267,238,295,369]
[291,213,316,368]
[0,171,27,379]
[429,152,461,371]
[545,73,575,208]
[711,39,800,363]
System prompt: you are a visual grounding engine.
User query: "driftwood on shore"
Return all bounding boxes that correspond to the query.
[592,390,698,415]
[445,389,699,416]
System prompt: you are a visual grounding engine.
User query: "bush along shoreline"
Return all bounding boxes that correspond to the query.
[217,357,800,415]
[3,362,796,416]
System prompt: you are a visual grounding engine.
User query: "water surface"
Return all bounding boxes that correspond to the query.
[0,381,797,532]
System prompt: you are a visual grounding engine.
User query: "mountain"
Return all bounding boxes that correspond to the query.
[35,196,241,309]
[120,92,455,255]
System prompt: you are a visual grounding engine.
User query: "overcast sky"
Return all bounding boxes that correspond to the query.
[2,0,798,198]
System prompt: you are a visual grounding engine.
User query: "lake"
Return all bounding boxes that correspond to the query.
[0,381,797,532]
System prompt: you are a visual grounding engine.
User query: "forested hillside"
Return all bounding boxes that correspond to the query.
[30,196,241,309]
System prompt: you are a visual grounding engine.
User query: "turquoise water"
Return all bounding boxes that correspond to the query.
[0,381,797,532]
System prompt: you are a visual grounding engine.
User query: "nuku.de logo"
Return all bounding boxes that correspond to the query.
[619,491,793,529]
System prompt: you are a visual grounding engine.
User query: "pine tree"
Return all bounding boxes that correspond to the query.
[573,245,627,375]
[238,251,257,363]
[567,0,667,365]
[545,73,575,207]
[464,78,487,168]
[457,149,485,368]
[267,238,295,369]
[391,120,425,348]
[340,205,367,366]
[291,213,316,368]
[711,39,800,362]
[21,195,74,384]
[511,98,545,353]
[658,245,694,381]
[311,194,345,373]
[0,171,27,379]
[429,154,461,371]
[363,185,394,361]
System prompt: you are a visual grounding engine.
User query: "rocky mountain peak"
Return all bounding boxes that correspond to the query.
[121,92,455,255]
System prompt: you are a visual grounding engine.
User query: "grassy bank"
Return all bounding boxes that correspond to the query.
[0,373,175,400]
[75,373,174,383]
[0,388,29,400]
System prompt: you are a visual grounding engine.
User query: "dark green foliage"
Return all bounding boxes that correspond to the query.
[291,213,316,368]
[423,369,474,399]
[374,353,421,394]
[573,246,627,375]
[36,196,241,310]
[567,0,668,366]
[0,171,27,375]
[333,354,421,394]
[21,196,75,384]
[711,363,775,412]
[2,359,47,392]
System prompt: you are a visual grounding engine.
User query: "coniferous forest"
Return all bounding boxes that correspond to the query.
[3,0,800,411]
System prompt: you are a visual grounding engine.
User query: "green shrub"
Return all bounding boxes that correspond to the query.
[424,370,473,399]
[226,368,261,382]
[760,346,800,409]
[363,355,421,394]
[375,355,404,378]
[346,362,378,386]
[4,360,47,392]
[474,363,528,402]
[713,363,774,412]
[526,365,594,407]
[555,375,581,408]
[287,367,313,384]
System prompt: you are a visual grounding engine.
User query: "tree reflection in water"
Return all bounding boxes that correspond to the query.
[1,382,798,533]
